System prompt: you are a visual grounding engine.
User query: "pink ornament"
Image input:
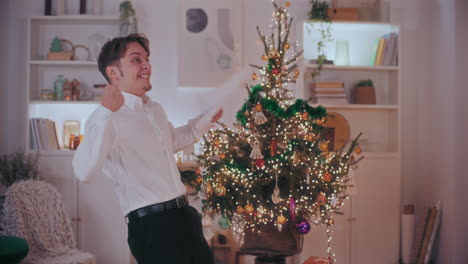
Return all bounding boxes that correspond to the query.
[272,68,281,75]
[289,197,296,223]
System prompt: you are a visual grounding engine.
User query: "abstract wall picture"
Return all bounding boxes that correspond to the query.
[179,0,242,88]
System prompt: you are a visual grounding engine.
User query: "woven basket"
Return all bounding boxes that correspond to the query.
[240,221,302,257]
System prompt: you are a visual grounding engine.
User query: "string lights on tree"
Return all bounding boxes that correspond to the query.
[195,1,363,262]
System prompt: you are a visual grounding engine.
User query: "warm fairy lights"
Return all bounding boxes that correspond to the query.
[194,1,362,262]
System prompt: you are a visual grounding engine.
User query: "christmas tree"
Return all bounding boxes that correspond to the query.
[195,1,362,261]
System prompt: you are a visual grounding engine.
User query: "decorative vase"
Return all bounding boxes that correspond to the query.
[354,85,376,104]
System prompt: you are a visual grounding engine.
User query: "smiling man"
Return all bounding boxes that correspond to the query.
[72,34,220,264]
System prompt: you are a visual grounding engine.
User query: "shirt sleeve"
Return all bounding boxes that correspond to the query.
[72,105,115,183]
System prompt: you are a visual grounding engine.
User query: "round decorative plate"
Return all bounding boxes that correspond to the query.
[323,112,350,151]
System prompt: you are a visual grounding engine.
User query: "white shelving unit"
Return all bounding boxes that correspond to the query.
[296,20,401,264]
[27,16,134,264]
[27,15,118,149]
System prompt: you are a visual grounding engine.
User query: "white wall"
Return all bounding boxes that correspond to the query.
[454,0,468,262]
[0,1,10,154]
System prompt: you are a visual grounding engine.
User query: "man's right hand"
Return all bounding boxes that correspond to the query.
[101,84,124,112]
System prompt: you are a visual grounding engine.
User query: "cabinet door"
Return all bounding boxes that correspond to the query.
[38,153,79,239]
[78,171,131,264]
[350,155,400,264]
[299,202,351,264]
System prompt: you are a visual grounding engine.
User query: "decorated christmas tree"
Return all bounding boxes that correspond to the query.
[195,1,362,262]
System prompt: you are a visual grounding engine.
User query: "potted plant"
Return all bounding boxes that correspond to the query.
[0,152,40,188]
[354,79,376,104]
[307,1,333,80]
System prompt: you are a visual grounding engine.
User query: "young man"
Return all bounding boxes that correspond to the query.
[72,34,221,264]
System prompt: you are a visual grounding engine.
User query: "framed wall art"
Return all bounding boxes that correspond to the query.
[178,0,243,88]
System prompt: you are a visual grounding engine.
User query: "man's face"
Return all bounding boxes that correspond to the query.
[114,42,152,96]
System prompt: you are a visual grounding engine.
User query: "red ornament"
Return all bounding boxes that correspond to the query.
[316,192,327,206]
[255,159,266,168]
[272,68,281,75]
[322,172,333,182]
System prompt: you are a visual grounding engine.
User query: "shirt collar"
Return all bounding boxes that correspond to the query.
[122,91,150,110]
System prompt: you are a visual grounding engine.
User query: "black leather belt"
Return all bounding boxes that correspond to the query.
[126,195,189,223]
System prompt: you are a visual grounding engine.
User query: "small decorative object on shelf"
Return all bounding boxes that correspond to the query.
[327,7,359,21]
[88,33,109,61]
[353,79,376,104]
[63,120,80,149]
[71,79,81,100]
[334,40,349,66]
[80,0,87,14]
[53,74,65,101]
[63,79,72,101]
[40,89,54,101]
[72,45,91,61]
[44,0,52,16]
[119,1,138,36]
[47,37,73,61]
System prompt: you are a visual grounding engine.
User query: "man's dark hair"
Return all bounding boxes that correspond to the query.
[98,33,150,83]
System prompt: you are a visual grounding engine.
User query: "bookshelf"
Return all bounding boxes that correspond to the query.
[296,20,401,264]
[26,15,118,150]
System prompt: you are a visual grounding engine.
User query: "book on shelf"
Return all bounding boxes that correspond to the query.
[316,96,348,105]
[313,81,344,89]
[30,118,60,151]
[374,32,399,66]
[315,88,346,95]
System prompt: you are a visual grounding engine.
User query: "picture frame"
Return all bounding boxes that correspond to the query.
[178,0,243,88]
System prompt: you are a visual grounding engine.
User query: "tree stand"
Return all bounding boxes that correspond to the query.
[255,256,286,264]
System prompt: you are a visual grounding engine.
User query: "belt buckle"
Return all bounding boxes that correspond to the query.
[176,196,182,208]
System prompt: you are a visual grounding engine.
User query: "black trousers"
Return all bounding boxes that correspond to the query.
[127,205,214,264]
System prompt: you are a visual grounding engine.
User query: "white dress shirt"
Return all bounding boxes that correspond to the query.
[72,92,214,216]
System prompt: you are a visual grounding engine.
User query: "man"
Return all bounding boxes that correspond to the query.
[72,33,221,264]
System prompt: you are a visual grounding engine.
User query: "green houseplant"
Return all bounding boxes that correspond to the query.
[0,152,40,187]
[307,0,333,80]
[354,79,376,104]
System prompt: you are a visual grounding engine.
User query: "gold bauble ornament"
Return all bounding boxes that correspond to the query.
[252,72,258,80]
[354,146,362,155]
[236,206,244,214]
[195,168,202,175]
[302,112,309,120]
[285,1,291,7]
[196,176,203,185]
[245,110,250,117]
[219,152,226,159]
[320,141,329,152]
[213,139,220,148]
[244,204,254,214]
[316,117,327,126]
[328,218,335,226]
[284,43,290,50]
[293,69,300,79]
[261,55,268,61]
[215,184,226,197]
[269,48,279,58]
[277,215,287,225]
[304,134,316,142]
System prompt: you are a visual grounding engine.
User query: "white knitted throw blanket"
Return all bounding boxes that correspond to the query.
[0,180,95,264]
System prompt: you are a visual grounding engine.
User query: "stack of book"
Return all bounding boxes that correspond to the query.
[374,32,399,66]
[30,118,60,150]
[313,81,347,104]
